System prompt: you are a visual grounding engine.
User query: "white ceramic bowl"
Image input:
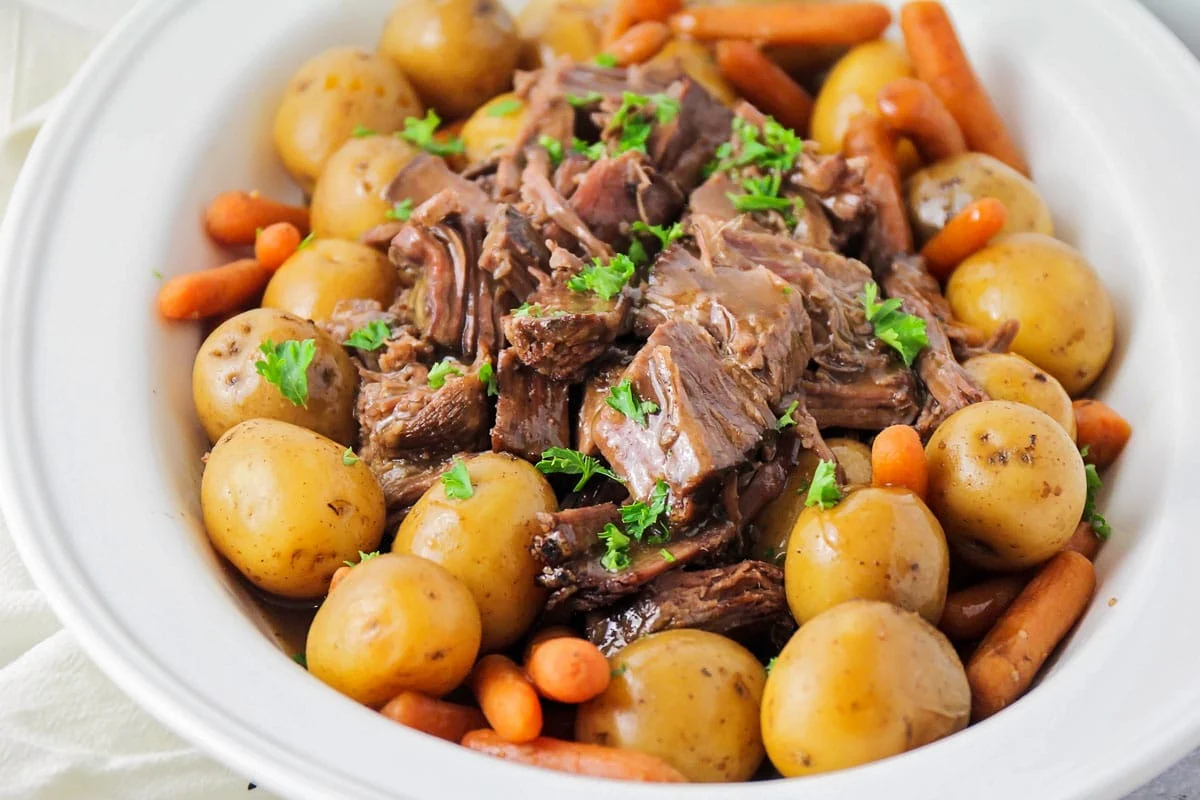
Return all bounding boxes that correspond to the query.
[3,0,1200,797]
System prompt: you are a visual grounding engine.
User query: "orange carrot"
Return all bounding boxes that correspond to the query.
[871,424,928,499]
[1073,399,1131,468]
[526,636,611,704]
[1061,521,1101,561]
[204,191,309,246]
[877,77,967,163]
[462,730,687,782]
[328,565,352,593]
[670,3,891,46]
[919,198,1007,279]
[609,21,672,67]
[604,0,683,48]
[254,222,303,271]
[522,626,577,663]
[380,691,487,743]
[469,655,543,743]
[843,113,913,255]
[157,259,272,320]
[900,2,1029,175]
[715,40,814,135]
[939,576,1026,642]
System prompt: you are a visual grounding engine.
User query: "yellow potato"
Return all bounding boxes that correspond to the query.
[762,600,969,777]
[192,308,357,445]
[272,47,422,191]
[576,630,766,782]
[925,401,1086,571]
[378,0,521,120]
[310,135,419,241]
[262,238,399,324]
[201,419,385,599]
[965,352,1076,439]
[306,554,481,707]
[829,437,873,486]
[461,92,531,164]
[648,39,738,106]
[810,41,913,154]
[516,0,606,68]
[393,453,556,652]
[785,487,949,624]
[947,233,1115,396]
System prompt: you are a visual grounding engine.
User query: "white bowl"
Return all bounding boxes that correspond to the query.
[2,0,1200,797]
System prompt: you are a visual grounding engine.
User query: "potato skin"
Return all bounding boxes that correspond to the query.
[762,600,969,777]
[310,135,419,241]
[272,47,422,191]
[906,153,1053,244]
[392,453,556,652]
[785,487,949,624]
[811,40,913,156]
[947,233,1115,396]
[926,401,1086,571]
[461,92,530,164]
[648,39,737,106]
[262,238,399,324]
[964,352,1077,439]
[306,553,481,707]
[379,0,521,120]
[576,630,766,782]
[516,0,606,69]
[192,308,357,445]
[201,419,385,599]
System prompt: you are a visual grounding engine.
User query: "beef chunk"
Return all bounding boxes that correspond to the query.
[370,455,457,509]
[584,561,787,654]
[569,151,682,249]
[321,299,398,349]
[649,79,734,193]
[358,362,489,459]
[687,172,739,220]
[502,281,631,383]
[479,204,551,301]
[385,154,495,223]
[576,348,635,456]
[803,370,921,430]
[532,503,621,566]
[491,348,571,461]
[519,152,613,260]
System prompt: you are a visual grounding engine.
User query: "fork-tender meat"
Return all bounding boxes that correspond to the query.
[370,455,459,509]
[649,79,734,193]
[532,503,621,566]
[584,561,787,654]
[502,283,632,382]
[385,154,495,223]
[519,153,613,260]
[491,348,571,461]
[358,362,490,458]
[479,204,551,301]
[321,299,399,349]
[569,151,682,249]
[576,348,635,456]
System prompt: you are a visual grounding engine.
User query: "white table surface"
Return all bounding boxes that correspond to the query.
[1,0,1198,797]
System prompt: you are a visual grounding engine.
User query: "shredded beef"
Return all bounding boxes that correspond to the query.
[532,503,621,566]
[491,348,571,461]
[569,151,682,249]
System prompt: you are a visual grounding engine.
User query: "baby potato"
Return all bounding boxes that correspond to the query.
[379,0,521,120]
[648,39,738,106]
[907,153,1053,244]
[306,553,481,707]
[310,135,419,241]
[272,47,422,191]
[828,437,873,486]
[786,487,949,625]
[947,233,1115,395]
[393,453,556,652]
[461,93,531,164]
[926,401,1086,571]
[965,352,1076,439]
[516,0,606,69]
[576,630,766,782]
[762,600,969,777]
[201,419,386,599]
[192,308,357,444]
[262,238,399,324]
[811,41,913,155]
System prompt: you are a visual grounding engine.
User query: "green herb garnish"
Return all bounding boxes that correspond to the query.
[711,115,803,175]
[860,282,929,367]
[727,171,796,220]
[621,480,670,542]
[606,378,659,427]
[385,199,413,221]
[351,124,376,138]
[776,400,800,431]
[342,448,360,466]
[611,663,628,677]
[1081,447,1112,540]
[567,91,604,107]
[594,53,618,67]
[535,447,622,492]
[292,652,307,668]
[441,458,473,500]
[631,221,684,250]
[567,253,636,300]
[599,523,632,571]
[152,269,163,280]
[297,232,315,250]
[343,319,391,351]
[254,339,315,407]
[660,548,676,563]
[607,92,677,155]
[428,358,464,389]
[487,98,523,117]
[477,361,498,397]
[572,137,605,161]
[538,134,564,167]
[766,657,776,674]
[803,459,842,509]
[342,550,379,567]
[397,110,464,157]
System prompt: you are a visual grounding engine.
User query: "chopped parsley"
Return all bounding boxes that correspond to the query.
[427,358,463,389]
[804,459,842,509]
[567,253,636,300]
[860,282,929,367]
[776,400,800,431]
[620,480,670,543]
[766,657,777,674]
[397,110,464,157]
[342,448,360,466]
[782,286,793,295]
[254,339,315,407]
[477,361,498,397]
[567,91,604,107]
[594,53,618,68]
[608,92,680,155]
[611,663,629,678]
[727,171,797,222]
[441,458,474,500]
[342,550,380,567]
[343,319,391,351]
[152,269,163,280]
[511,302,537,317]
[487,98,523,117]
[1081,447,1112,540]
[631,221,684,250]
[351,124,376,138]
[660,548,676,563]
[297,232,315,250]
[535,447,622,492]
[292,652,307,668]
[606,378,659,427]
[711,116,803,175]
[572,137,605,161]
[538,134,564,166]
[599,523,632,571]
[385,199,413,221]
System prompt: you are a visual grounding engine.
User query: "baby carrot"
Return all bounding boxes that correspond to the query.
[609,21,672,67]
[157,259,271,320]
[876,77,967,163]
[328,565,352,593]
[462,730,688,782]
[670,3,891,46]
[522,626,577,663]
[204,190,310,246]
[469,655,543,743]
[254,222,303,272]
[871,424,928,499]
[380,691,487,743]
[1061,521,1101,562]
[1073,399,1131,468]
[919,198,1007,280]
[604,0,682,48]
[526,636,611,704]
[843,113,913,256]
[715,40,814,135]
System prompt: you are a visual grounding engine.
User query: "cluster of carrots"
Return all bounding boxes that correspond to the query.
[377,628,685,782]
[156,191,309,320]
[869,399,1131,718]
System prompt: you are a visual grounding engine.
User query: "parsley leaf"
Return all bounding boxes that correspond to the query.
[606,378,659,427]
[428,358,464,389]
[607,92,675,155]
[804,459,842,509]
[292,652,307,668]
[477,361,498,397]
[611,663,628,677]
[572,137,605,161]
[152,269,163,280]
[1082,452,1112,540]
[651,93,680,123]
[567,91,604,107]
[342,550,380,567]
[860,282,929,367]
[660,548,676,563]
[342,448,360,466]
[776,400,800,430]
[397,110,464,157]
[766,657,777,674]
[511,302,539,318]
[385,199,413,221]
[254,339,316,407]
[441,458,473,500]
[536,447,622,492]
[594,53,618,67]
[620,480,670,542]
[712,116,803,175]
[351,124,376,138]
[343,319,391,351]
[297,232,315,250]
[567,253,636,300]
[599,523,632,571]
[727,171,796,222]
[487,98,523,117]
[631,221,684,250]
[627,239,649,266]
[538,134,564,166]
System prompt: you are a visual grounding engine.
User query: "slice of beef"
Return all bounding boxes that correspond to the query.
[357,362,490,460]
[576,348,635,456]
[687,171,739,220]
[385,154,495,223]
[532,503,621,566]
[649,79,734,193]
[519,152,613,260]
[591,321,775,525]
[321,299,399,349]
[568,151,683,249]
[584,561,787,654]
[479,204,551,301]
[370,455,457,509]
[802,369,921,430]
[490,348,572,462]
[502,282,631,383]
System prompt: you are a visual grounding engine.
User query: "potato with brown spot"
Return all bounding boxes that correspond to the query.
[262,239,399,324]
[964,352,1076,439]
[310,135,419,241]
